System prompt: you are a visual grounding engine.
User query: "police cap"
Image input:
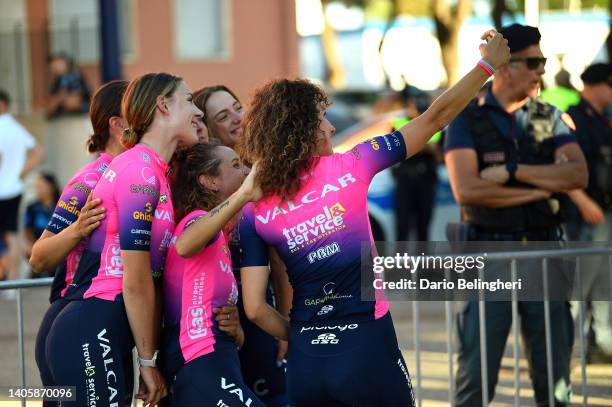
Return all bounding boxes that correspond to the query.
[580,63,611,85]
[499,24,541,53]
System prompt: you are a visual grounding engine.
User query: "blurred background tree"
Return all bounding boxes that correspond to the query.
[432,0,472,85]
[317,0,609,89]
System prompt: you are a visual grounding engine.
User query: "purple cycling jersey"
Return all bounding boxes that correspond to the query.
[72,144,174,301]
[240,132,406,325]
[45,153,113,300]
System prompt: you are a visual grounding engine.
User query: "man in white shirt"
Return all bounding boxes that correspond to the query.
[0,90,44,298]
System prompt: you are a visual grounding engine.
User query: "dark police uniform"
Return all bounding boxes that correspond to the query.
[392,117,440,242]
[567,97,612,360]
[445,88,576,406]
[567,98,612,236]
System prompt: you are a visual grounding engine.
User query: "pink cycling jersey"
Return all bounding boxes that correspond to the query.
[240,132,406,324]
[67,144,174,301]
[164,210,239,365]
[45,153,113,301]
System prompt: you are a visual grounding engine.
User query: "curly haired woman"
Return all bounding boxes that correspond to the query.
[192,85,290,406]
[178,30,509,406]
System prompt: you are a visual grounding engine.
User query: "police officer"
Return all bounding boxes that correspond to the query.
[566,63,612,362]
[444,24,588,406]
[392,87,441,243]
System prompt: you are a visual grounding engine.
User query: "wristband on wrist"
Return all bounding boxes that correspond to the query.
[478,59,496,76]
[137,350,159,367]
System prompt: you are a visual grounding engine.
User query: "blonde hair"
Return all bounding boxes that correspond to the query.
[120,72,182,148]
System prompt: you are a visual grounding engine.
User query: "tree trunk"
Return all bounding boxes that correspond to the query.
[377,0,399,89]
[320,2,346,89]
[432,0,472,86]
[491,0,513,30]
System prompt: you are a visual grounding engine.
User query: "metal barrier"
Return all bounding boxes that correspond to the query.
[2,246,612,406]
[0,277,53,407]
[408,246,612,407]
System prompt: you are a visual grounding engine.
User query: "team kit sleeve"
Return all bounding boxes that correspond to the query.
[238,205,269,268]
[181,210,221,248]
[346,131,407,183]
[115,163,161,251]
[45,178,93,234]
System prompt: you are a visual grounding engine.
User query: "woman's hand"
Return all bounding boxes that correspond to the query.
[276,340,288,366]
[214,305,244,347]
[74,193,105,238]
[135,366,167,406]
[479,30,510,70]
[240,163,263,202]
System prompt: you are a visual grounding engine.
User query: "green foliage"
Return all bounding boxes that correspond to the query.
[325,0,433,19]
[326,0,610,18]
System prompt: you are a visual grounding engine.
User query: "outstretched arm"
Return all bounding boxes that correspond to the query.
[398,30,510,159]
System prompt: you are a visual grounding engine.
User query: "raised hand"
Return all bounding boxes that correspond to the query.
[241,162,263,202]
[479,30,510,70]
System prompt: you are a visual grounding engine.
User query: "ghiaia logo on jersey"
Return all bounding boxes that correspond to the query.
[282,202,347,253]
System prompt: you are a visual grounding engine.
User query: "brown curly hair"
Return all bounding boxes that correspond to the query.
[171,142,223,220]
[238,79,329,201]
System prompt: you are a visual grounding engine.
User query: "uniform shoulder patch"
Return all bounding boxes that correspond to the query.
[560,113,576,132]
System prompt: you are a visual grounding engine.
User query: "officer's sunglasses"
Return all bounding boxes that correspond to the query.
[508,57,547,70]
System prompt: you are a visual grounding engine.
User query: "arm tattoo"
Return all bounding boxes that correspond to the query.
[208,199,230,218]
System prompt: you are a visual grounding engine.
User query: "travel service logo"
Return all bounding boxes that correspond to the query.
[282,202,346,252]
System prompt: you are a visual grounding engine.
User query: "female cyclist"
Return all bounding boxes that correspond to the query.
[46,73,202,406]
[165,142,264,406]
[30,80,127,400]
[179,31,509,406]
[193,85,290,406]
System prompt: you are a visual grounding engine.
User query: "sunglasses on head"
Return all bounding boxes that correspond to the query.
[509,57,547,70]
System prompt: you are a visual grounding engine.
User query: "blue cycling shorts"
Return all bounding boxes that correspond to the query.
[170,341,266,407]
[286,312,415,407]
[46,295,134,407]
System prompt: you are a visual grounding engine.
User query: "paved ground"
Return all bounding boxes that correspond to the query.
[0,287,610,406]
